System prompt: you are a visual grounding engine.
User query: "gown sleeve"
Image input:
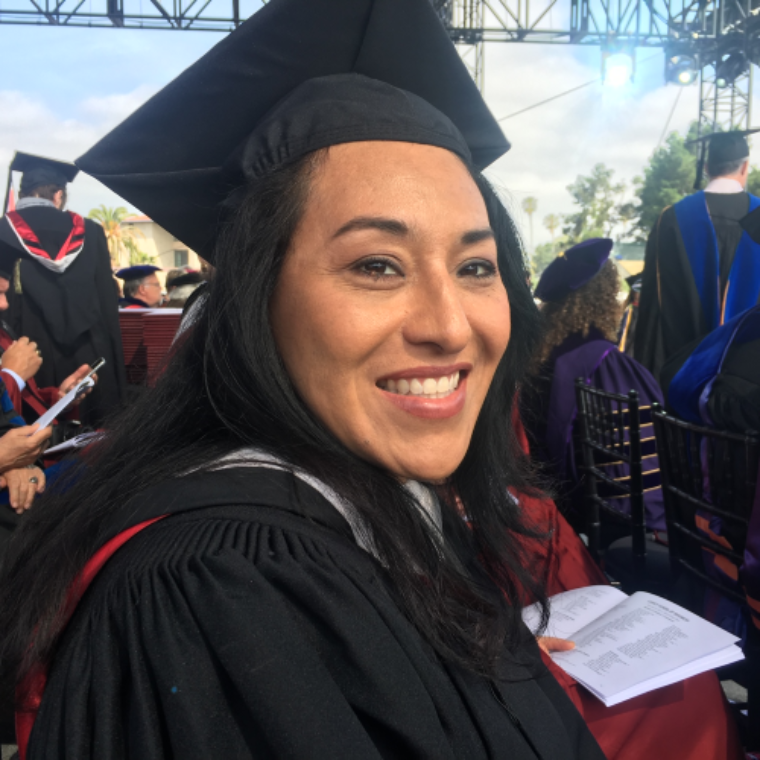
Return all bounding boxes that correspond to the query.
[28,510,481,760]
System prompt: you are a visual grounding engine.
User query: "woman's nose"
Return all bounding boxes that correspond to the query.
[402,270,472,353]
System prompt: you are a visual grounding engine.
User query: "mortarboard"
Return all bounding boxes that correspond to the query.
[76,0,510,264]
[115,265,161,281]
[687,128,760,190]
[4,152,79,212]
[167,271,203,289]
[534,238,613,303]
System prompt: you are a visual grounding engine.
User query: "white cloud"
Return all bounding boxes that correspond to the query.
[0,86,156,215]
[79,85,158,121]
[0,39,754,249]
[481,45,702,247]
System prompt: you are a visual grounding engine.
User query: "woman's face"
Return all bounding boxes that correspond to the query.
[270,141,511,482]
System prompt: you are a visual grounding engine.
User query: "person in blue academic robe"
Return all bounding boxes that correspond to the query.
[520,238,665,533]
[634,131,760,381]
[662,305,760,643]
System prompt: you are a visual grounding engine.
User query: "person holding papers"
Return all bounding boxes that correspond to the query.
[0,273,96,426]
[0,376,51,558]
[0,154,126,426]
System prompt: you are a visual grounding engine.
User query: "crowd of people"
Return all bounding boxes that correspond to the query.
[0,0,757,757]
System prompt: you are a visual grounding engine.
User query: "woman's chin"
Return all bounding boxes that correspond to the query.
[384,452,464,484]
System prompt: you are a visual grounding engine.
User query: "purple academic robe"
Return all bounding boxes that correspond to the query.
[521,330,665,531]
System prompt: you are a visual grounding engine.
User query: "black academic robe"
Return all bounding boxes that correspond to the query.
[119,296,150,309]
[29,468,604,760]
[0,207,126,426]
[634,192,751,381]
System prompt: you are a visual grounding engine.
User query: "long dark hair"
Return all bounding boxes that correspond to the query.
[0,149,547,690]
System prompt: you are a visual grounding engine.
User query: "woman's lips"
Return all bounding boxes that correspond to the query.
[378,373,468,419]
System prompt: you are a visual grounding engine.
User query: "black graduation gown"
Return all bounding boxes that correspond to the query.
[29,468,604,760]
[0,207,126,426]
[634,192,751,381]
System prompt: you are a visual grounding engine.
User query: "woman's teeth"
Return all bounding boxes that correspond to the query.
[379,372,461,399]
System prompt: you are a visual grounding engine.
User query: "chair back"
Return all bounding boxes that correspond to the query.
[652,405,760,606]
[653,406,760,748]
[574,379,647,574]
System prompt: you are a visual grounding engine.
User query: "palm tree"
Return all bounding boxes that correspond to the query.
[521,197,538,253]
[88,205,147,267]
[543,213,560,241]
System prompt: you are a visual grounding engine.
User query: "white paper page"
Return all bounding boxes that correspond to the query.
[600,645,743,707]
[522,585,628,639]
[34,377,94,430]
[551,592,741,701]
[44,431,102,455]
[120,308,183,314]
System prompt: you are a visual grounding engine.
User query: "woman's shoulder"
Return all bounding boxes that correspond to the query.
[88,467,375,601]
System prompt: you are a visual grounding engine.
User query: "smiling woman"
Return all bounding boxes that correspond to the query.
[0,0,607,758]
[270,142,511,482]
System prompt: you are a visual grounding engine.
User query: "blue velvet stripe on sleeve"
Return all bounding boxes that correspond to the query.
[0,379,26,428]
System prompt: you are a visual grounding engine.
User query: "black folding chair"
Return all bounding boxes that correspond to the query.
[575,379,669,592]
[652,404,760,747]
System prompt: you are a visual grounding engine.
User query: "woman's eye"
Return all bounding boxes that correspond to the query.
[459,260,497,279]
[355,258,401,279]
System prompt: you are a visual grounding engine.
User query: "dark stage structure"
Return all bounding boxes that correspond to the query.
[0,0,757,136]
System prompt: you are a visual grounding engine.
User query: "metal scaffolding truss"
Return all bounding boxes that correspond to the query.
[1,0,756,130]
[0,0,755,45]
[699,64,753,132]
[0,0,261,30]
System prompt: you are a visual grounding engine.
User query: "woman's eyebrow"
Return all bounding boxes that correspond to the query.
[331,216,409,239]
[461,228,495,246]
[331,218,494,246]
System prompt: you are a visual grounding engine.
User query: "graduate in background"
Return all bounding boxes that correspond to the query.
[520,238,665,532]
[634,130,760,381]
[0,154,125,425]
[660,305,760,646]
[115,264,163,308]
[617,273,641,356]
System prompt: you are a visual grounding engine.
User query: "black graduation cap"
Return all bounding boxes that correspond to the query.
[76,0,510,263]
[115,265,162,281]
[3,151,79,210]
[167,271,204,289]
[687,128,760,190]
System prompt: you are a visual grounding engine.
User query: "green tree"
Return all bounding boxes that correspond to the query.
[747,166,760,196]
[88,205,147,267]
[543,213,560,241]
[563,164,628,243]
[531,238,566,278]
[630,126,698,241]
[522,196,538,252]
[125,238,152,265]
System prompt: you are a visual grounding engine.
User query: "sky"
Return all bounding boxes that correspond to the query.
[0,15,756,249]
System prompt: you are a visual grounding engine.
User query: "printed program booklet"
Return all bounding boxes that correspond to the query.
[522,585,744,707]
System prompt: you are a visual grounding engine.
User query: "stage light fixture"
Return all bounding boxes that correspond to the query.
[665,54,698,86]
[715,51,749,88]
[603,51,634,87]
